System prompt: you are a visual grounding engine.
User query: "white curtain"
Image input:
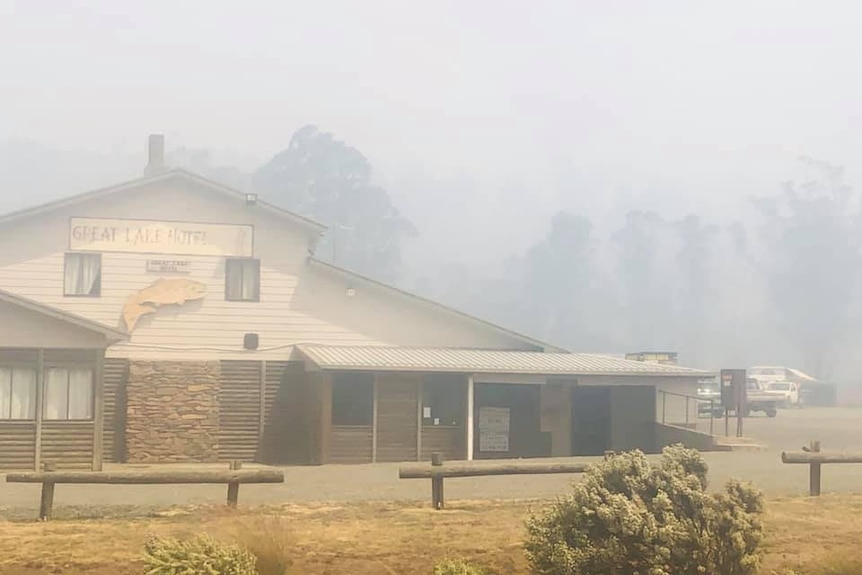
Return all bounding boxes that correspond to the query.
[68,368,94,420]
[0,368,36,419]
[226,260,244,300]
[0,368,10,419]
[65,254,100,295]
[241,260,258,300]
[11,368,36,419]
[44,368,68,420]
[227,259,259,300]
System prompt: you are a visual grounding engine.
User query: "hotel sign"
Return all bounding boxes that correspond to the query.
[69,217,253,257]
[146,259,191,273]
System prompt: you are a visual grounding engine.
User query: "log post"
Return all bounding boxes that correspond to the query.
[431,452,444,510]
[227,460,242,506]
[39,482,55,521]
[809,440,821,497]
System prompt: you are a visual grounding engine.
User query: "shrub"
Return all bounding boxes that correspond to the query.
[434,558,486,575]
[231,515,294,575]
[524,444,764,575]
[143,533,257,575]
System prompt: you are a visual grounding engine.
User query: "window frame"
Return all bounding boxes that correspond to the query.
[63,252,102,297]
[331,372,375,426]
[421,374,465,427]
[42,365,95,421]
[0,365,38,421]
[224,257,261,302]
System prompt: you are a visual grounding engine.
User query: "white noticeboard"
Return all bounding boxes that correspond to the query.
[478,407,510,452]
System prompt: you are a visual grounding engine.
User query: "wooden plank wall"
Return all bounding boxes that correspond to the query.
[218,361,263,462]
[102,358,128,463]
[259,362,309,464]
[420,426,464,461]
[41,421,94,469]
[330,426,373,463]
[0,423,36,470]
[375,374,419,462]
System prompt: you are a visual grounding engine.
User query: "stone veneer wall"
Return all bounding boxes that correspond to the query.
[126,361,220,463]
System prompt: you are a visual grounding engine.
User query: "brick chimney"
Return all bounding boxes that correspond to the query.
[144,134,167,176]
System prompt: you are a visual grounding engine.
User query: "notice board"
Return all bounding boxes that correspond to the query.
[478,406,510,452]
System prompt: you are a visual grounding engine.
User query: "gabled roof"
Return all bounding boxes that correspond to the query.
[296,344,712,377]
[0,289,127,342]
[307,257,566,353]
[0,168,327,234]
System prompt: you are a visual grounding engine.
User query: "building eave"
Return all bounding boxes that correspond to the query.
[0,289,127,343]
[0,168,328,235]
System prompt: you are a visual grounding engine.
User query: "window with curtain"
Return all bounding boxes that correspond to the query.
[0,367,37,420]
[44,367,94,420]
[64,253,101,296]
[225,258,260,301]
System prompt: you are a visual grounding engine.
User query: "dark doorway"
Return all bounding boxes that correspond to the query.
[473,383,550,459]
[260,363,311,464]
[571,386,612,455]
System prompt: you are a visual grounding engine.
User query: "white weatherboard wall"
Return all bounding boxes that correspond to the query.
[0,175,539,361]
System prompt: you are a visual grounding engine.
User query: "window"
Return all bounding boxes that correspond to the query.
[225,258,260,301]
[422,374,465,426]
[44,367,94,420]
[331,372,374,426]
[0,367,37,420]
[64,253,101,296]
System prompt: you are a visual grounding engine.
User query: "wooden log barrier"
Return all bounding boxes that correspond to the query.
[780,440,862,496]
[399,452,590,509]
[6,461,283,520]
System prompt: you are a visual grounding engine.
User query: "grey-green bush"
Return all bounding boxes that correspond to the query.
[433,558,486,575]
[143,533,257,575]
[525,444,764,575]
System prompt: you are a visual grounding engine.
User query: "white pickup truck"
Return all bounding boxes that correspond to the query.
[763,381,801,407]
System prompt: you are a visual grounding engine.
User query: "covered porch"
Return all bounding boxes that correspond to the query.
[0,290,126,471]
[260,345,711,465]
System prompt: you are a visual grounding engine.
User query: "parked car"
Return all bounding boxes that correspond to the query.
[764,381,800,407]
[697,380,725,417]
[740,378,779,417]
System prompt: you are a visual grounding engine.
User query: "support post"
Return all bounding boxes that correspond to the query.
[431,452,444,510]
[416,379,423,462]
[371,375,379,463]
[92,349,105,471]
[39,482,55,521]
[709,400,714,436]
[661,392,666,424]
[258,361,267,447]
[685,396,689,426]
[34,349,44,472]
[809,440,822,497]
[466,377,474,461]
[227,460,242,506]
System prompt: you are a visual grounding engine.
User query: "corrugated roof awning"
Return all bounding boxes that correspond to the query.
[296,345,713,378]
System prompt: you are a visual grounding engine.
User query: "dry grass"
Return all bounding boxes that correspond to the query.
[0,496,860,574]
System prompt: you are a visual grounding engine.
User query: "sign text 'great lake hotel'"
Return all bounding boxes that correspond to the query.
[69,217,254,257]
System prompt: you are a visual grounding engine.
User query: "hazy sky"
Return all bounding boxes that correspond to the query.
[3,1,861,262]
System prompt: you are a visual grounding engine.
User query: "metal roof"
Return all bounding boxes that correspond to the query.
[296,345,712,377]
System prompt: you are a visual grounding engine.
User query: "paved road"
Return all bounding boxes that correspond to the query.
[0,407,859,518]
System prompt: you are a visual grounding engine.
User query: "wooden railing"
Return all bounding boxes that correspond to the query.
[399,453,588,509]
[6,460,284,520]
[781,440,862,496]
